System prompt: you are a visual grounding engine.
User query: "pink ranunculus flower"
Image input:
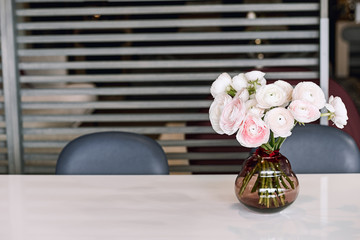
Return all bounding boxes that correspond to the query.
[292,81,326,109]
[236,114,270,148]
[325,95,348,129]
[219,94,246,135]
[210,72,232,98]
[209,93,232,134]
[264,107,294,138]
[288,99,321,123]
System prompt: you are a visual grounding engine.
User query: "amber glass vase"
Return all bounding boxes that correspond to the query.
[235,147,299,213]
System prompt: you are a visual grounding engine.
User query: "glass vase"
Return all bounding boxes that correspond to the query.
[235,147,299,213]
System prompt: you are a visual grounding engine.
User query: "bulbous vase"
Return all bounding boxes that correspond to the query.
[235,147,299,213]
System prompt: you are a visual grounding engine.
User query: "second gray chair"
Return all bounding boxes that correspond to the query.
[56,131,169,175]
[280,124,360,173]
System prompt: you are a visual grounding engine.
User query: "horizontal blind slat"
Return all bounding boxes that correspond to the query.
[19,58,319,70]
[22,100,212,109]
[23,113,210,122]
[17,0,208,2]
[24,139,240,148]
[24,152,249,161]
[18,44,319,56]
[17,17,319,30]
[19,71,319,83]
[16,4,319,16]
[20,73,219,83]
[17,31,320,44]
[23,126,215,135]
[167,152,249,160]
[160,139,240,147]
[23,165,244,175]
[23,165,243,174]
[21,86,210,96]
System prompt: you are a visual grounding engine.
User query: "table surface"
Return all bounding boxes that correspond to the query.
[0,174,359,240]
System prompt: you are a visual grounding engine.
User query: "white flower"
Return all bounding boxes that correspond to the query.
[255,83,287,109]
[292,82,326,109]
[236,88,250,102]
[325,95,348,129]
[274,80,293,106]
[288,99,321,123]
[236,114,270,148]
[210,72,232,98]
[231,73,248,92]
[245,99,265,118]
[245,71,266,86]
[264,107,294,138]
[209,93,232,134]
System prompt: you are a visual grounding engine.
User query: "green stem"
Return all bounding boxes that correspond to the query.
[270,183,279,208]
[275,137,286,150]
[276,164,295,189]
[226,86,237,97]
[264,161,270,208]
[273,120,301,150]
[260,143,272,151]
[238,163,260,196]
[279,175,290,189]
[269,162,285,206]
[270,131,275,148]
[267,165,279,208]
[258,161,267,205]
[251,173,261,193]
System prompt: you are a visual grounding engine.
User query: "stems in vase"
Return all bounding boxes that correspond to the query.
[237,147,297,209]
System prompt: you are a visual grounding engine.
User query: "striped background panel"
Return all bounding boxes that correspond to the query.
[11,0,320,174]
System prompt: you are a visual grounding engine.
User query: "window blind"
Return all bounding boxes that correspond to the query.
[1,0,324,174]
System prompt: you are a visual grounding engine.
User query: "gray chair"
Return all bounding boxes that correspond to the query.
[280,124,360,173]
[56,131,169,175]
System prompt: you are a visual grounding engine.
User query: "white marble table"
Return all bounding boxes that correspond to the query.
[0,174,359,240]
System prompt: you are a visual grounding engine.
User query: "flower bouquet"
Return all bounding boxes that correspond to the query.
[209,71,348,210]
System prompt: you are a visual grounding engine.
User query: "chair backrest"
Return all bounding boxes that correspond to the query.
[280,124,360,174]
[55,131,169,175]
